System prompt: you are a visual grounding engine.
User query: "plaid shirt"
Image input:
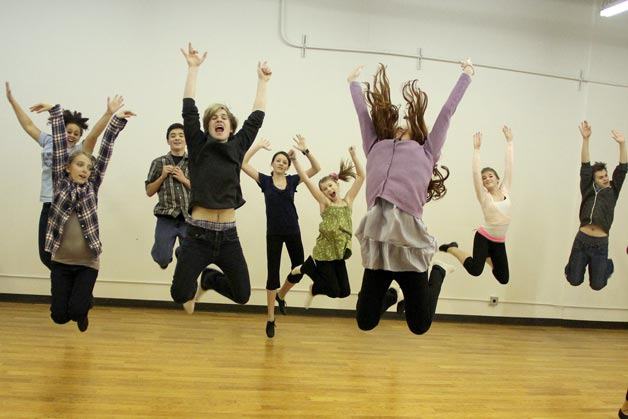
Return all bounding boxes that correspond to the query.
[45,105,127,257]
[145,152,190,218]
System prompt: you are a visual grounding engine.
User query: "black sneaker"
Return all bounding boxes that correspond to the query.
[381,288,398,314]
[266,320,275,338]
[438,242,458,252]
[77,315,89,332]
[275,294,288,315]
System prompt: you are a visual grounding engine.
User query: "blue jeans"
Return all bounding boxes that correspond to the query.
[151,215,187,268]
[564,231,614,291]
[171,225,250,304]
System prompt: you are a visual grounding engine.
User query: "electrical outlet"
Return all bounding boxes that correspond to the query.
[489,296,499,306]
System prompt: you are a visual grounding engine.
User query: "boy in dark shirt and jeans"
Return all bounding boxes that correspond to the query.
[145,123,190,269]
[565,121,627,290]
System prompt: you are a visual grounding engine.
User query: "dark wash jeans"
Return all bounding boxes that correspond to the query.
[151,215,187,268]
[171,225,250,304]
[50,262,97,324]
[565,231,614,291]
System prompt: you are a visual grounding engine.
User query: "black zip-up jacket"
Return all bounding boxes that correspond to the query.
[182,98,264,211]
[578,162,627,234]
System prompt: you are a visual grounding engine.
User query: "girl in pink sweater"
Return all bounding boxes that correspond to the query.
[439,127,514,284]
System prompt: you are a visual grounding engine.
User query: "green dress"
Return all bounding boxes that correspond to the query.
[312,204,352,261]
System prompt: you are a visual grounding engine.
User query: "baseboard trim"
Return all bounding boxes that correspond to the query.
[2,293,626,329]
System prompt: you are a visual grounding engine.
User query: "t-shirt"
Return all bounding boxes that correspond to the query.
[258,173,300,235]
[39,132,83,203]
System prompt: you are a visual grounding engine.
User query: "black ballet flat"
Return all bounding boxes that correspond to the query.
[276,294,288,315]
[438,242,458,252]
[266,321,275,338]
[77,315,89,332]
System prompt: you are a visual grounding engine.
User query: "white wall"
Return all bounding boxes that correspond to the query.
[0,0,626,321]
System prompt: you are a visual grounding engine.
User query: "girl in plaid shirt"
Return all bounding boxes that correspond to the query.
[30,98,133,332]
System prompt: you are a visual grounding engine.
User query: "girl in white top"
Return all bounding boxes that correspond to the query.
[439,126,513,284]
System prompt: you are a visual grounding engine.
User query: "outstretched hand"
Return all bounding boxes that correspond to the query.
[579,121,591,140]
[5,82,15,103]
[116,110,136,119]
[287,149,296,161]
[29,103,53,113]
[292,134,308,152]
[107,95,125,115]
[502,125,513,142]
[473,132,482,149]
[257,138,272,151]
[461,58,475,76]
[257,61,272,81]
[347,65,364,83]
[180,42,207,68]
[348,145,356,155]
[612,129,625,144]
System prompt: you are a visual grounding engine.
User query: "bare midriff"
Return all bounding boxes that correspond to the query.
[191,206,236,223]
[579,224,607,238]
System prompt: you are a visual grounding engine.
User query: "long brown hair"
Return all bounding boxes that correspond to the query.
[365,64,448,201]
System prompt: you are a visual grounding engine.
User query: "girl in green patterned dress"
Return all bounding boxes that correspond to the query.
[289,146,364,307]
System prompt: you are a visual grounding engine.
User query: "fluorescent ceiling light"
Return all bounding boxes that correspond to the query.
[600,0,628,17]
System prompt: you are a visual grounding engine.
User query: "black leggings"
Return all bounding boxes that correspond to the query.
[266,233,305,290]
[463,232,509,284]
[300,256,350,298]
[39,203,52,270]
[356,266,445,335]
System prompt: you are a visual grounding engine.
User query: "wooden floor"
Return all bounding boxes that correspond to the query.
[0,302,626,418]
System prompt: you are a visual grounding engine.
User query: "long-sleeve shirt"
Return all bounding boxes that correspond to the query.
[145,152,190,218]
[350,73,471,219]
[182,98,264,211]
[578,162,627,234]
[472,143,513,242]
[44,105,127,257]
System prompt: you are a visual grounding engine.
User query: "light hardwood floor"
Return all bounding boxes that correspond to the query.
[0,302,626,418]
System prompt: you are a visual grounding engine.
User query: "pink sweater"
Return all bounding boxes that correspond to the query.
[350,73,472,219]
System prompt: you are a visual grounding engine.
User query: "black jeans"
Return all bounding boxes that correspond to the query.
[50,262,97,324]
[300,256,350,298]
[564,231,613,291]
[266,233,304,290]
[356,266,445,335]
[171,225,250,304]
[463,232,509,284]
[39,203,52,270]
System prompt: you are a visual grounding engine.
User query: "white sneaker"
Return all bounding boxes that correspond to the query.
[432,259,456,276]
[182,299,195,314]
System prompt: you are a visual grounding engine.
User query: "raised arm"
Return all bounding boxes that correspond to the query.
[253,61,272,112]
[579,121,591,163]
[82,95,124,154]
[501,125,514,192]
[348,66,378,155]
[181,43,207,100]
[425,59,474,162]
[344,146,365,206]
[471,132,487,203]
[613,130,627,164]
[292,134,321,179]
[91,110,134,191]
[31,103,65,183]
[242,138,271,183]
[290,150,329,207]
[6,82,42,142]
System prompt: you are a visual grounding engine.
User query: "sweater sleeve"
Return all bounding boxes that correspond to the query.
[611,162,628,197]
[425,73,472,162]
[350,82,378,155]
[92,116,127,192]
[501,142,514,193]
[472,148,488,204]
[236,110,265,156]
[48,105,68,186]
[182,98,205,155]
[580,163,593,195]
